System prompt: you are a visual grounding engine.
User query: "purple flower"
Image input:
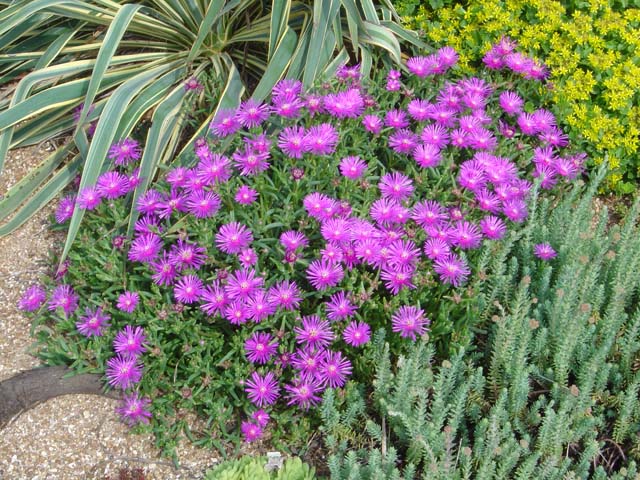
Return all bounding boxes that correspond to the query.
[499,91,523,115]
[251,409,270,427]
[273,79,303,98]
[128,233,163,263]
[236,98,269,128]
[116,392,152,426]
[433,254,471,287]
[339,156,368,180]
[184,77,203,92]
[272,92,304,118]
[224,300,250,325]
[384,109,410,129]
[325,291,357,322]
[284,378,322,410]
[323,88,364,118]
[317,351,352,388]
[136,190,163,216]
[235,185,258,205]
[278,126,307,159]
[77,187,102,211]
[113,325,146,358]
[381,265,416,295]
[479,216,507,240]
[449,221,483,250]
[241,421,263,442]
[534,243,557,260]
[280,231,308,252]
[210,108,241,137]
[267,280,301,311]
[76,307,111,337]
[407,56,437,77]
[168,239,208,271]
[387,239,421,269]
[216,222,253,254]
[55,195,76,223]
[186,190,222,218]
[303,123,339,156]
[200,282,227,317]
[391,305,429,340]
[48,284,79,317]
[413,144,442,168]
[117,291,140,313]
[232,147,270,176]
[245,371,280,407]
[173,274,204,304]
[106,354,143,389]
[362,114,383,134]
[294,315,334,348]
[225,268,263,300]
[306,259,344,291]
[343,321,371,347]
[108,138,141,166]
[239,248,258,268]
[96,171,130,199]
[421,124,450,148]
[423,237,451,260]
[388,129,420,154]
[244,332,279,364]
[411,200,447,229]
[18,285,46,312]
[291,348,326,380]
[196,154,232,185]
[379,172,414,201]
[246,290,275,323]
[150,252,177,286]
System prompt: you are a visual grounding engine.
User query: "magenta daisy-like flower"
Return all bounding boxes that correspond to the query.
[303,123,339,156]
[245,371,280,407]
[173,274,204,304]
[166,167,189,188]
[210,108,241,137]
[413,144,442,169]
[136,190,163,216]
[55,195,76,223]
[479,216,507,240]
[116,392,152,426]
[216,222,253,255]
[381,265,416,295]
[306,259,344,291]
[339,156,368,180]
[236,98,269,128]
[325,291,357,322]
[411,200,447,230]
[77,186,102,211]
[235,185,258,205]
[370,198,400,226]
[241,421,263,442]
[317,351,352,388]
[388,129,420,155]
[384,109,410,129]
[355,239,381,266]
[379,172,414,202]
[252,409,270,427]
[246,290,275,323]
[295,315,334,348]
[134,216,161,235]
[291,348,326,380]
[48,284,79,317]
[433,254,471,287]
[117,291,140,313]
[96,171,130,199]
[168,239,207,272]
[76,307,110,337]
[106,354,143,390]
[273,92,305,118]
[285,378,322,410]
[423,237,451,260]
[267,280,302,311]
[392,305,429,340]
[232,147,270,176]
[499,91,523,115]
[280,230,308,252]
[128,233,163,263]
[278,126,307,159]
[323,88,364,119]
[185,190,221,219]
[200,282,228,317]
[362,114,383,134]
[225,268,264,300]
[407,56,436,77]
[157,189,188,219]
[343,321,371,347]
[534,242,557,260]
[475,189,502,213]
[449,221,483,250]
[113,325,146,358]
[150,252,177,286]
[18,284,46,312]
[239,248,258,268]
[420,124,450,149]
[320,218,352,244]
[244,332,279,364]
[387,239,421,269]
[224,300,250,325]
[502,199,528,223]
[108,138,141,166]
[197,154,232,185]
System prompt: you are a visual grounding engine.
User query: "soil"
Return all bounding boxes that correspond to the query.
[0,145,219,479]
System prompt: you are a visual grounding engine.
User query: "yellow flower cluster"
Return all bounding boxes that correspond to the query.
[403,0,640,192]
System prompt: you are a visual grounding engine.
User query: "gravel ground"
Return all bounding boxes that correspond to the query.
[0,146,219,479]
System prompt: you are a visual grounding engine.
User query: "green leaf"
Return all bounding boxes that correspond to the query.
[269,0,292,61]
[303,0,341,88]
[360,21,401,64]
[187,0,225,63]
[252,26,297,101]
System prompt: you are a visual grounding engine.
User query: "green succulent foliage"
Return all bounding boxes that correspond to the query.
[321,169,640,479]
[0,0,421,260]
[205,456,316,479]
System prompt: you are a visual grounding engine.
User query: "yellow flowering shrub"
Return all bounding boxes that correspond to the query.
[397,0,640,193]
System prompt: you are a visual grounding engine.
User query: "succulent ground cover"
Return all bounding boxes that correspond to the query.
[17,41,591,461]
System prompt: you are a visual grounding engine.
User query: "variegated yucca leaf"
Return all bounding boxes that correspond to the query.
[0,0,419,262]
